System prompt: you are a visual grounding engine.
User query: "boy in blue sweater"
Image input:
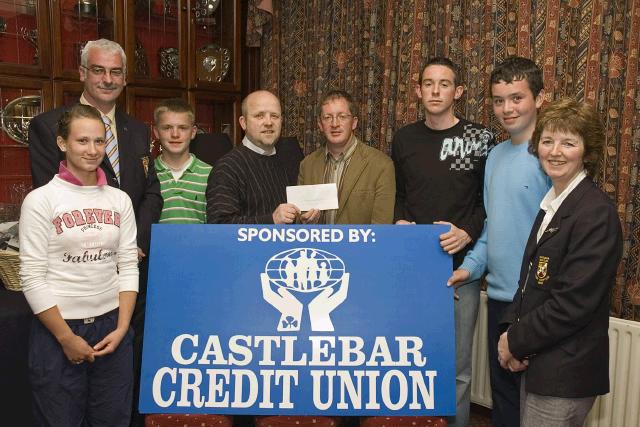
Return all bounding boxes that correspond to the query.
[448,57,551,427]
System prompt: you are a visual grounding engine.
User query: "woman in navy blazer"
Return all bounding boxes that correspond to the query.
[497,98,623,427]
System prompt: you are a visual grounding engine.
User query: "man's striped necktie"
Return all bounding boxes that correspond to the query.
[102,115,120,182]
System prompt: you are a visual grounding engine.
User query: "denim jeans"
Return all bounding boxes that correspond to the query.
[447,279,481,427]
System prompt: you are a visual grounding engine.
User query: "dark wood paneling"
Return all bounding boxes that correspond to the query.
[0,0,248,203]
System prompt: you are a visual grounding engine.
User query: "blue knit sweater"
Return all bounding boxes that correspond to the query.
[460,139,551,302]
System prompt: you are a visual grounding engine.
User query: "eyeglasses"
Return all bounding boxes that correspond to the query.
[320,113,353,123]
[80,65,125,78]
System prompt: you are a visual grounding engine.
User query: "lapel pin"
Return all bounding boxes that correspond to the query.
[141,156,150,178]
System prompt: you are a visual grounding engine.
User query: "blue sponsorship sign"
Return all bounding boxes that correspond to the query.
[139,224,455,416]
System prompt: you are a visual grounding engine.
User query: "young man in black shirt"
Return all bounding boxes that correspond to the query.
[392,57,494,427]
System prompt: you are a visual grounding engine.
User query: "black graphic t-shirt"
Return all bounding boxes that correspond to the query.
[392,118,495,267]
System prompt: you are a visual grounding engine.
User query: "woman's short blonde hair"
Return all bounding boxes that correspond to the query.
[530,98,604,177]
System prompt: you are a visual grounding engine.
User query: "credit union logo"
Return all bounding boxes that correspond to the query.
[261,248,349,332]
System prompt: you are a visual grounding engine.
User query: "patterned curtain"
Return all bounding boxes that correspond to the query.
[248,0,640,321]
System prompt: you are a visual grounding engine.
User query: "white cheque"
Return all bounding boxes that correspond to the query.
[286,184,339,211]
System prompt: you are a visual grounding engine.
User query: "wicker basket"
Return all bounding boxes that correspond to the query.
[0,250,20,291]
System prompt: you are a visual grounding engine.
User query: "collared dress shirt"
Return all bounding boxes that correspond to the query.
[536,169,586,243]
[321,135,358,224]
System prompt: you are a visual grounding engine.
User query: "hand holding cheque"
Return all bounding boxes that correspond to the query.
[286,184,339,224]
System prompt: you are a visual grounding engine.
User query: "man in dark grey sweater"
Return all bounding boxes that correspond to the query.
[206,90,313,224]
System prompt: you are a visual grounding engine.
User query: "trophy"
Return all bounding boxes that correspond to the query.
[196,44,230,82]
[159,47,179,79]
[1,95,41,145]
[76,0,98,16]
[135,38,149,77]
[194,0,220,20]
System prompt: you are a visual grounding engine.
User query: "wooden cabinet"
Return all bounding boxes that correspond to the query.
[190,90,241,142]
[125,0,185,87]
[188,0,241,91]
[0,0,51,77]
[0,77,51,207]
[51,0,121,80]
[0,0,246,205]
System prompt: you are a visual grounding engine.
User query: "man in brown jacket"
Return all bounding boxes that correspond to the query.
[298,90,395,224]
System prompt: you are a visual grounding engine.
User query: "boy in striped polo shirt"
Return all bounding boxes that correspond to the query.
[153,98,212,223]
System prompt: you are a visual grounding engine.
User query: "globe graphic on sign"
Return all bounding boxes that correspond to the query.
[265,248,345,293]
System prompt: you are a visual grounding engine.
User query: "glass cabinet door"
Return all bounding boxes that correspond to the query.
[0,0,51,76]
[127,0,185,86]
[52,0,119,79]
[190,91,240,145]
[188,0,240,91]
[52,80,87,107]
[0,77,51,206]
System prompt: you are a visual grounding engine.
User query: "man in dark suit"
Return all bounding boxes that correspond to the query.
[29,39,162,255]
[28,38,162,426]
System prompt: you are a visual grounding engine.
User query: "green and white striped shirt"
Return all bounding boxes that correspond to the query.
[155,154,212,224]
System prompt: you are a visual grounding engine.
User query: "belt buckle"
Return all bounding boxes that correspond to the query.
[83,317,95,324]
